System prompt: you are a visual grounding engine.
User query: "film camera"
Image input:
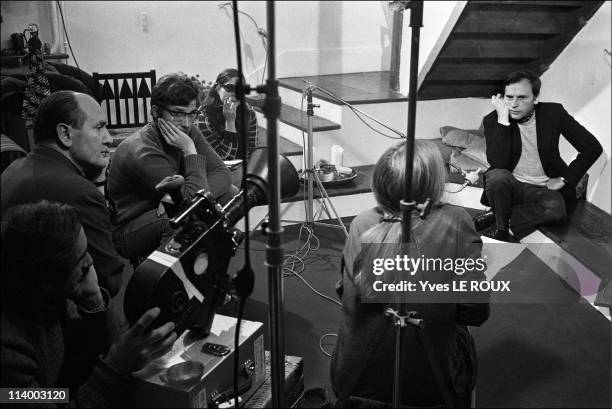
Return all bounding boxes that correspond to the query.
[123,148,299,337]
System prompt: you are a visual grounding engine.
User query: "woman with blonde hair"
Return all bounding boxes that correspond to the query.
[331,140,490,407]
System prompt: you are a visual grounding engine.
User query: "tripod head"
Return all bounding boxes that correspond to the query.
[302,81,319,117]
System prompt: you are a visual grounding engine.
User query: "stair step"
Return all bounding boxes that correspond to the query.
[278,72,407,105]
[252,103,340,133]
[256,127,302,157]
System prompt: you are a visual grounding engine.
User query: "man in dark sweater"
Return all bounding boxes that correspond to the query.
[473,70,603,242]
[107,72,235,264]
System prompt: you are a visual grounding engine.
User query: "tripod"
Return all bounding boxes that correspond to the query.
[292,85,349,237]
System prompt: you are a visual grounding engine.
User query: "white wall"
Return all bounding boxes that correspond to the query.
[1,1,58,52]
[276,1,393,77]
[1,1,393,85]
[57,1,268,85]
[540,2,611,214]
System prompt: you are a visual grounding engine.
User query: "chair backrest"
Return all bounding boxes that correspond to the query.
[92,70,156,129]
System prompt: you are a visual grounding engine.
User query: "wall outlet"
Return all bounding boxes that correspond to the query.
[140,12,149,33]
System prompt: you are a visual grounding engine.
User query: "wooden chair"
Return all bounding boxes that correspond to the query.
[91,70,156,140]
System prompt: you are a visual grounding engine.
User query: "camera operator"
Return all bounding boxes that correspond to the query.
[0,201,176,407]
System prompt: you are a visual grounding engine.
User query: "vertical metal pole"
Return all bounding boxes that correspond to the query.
[306,88,315,224]
[389,10,404,91]
[264,2,286,407]
[395,2,423,408]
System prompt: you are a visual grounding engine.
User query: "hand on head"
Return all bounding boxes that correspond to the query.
[104,307,177,375]
[157,118,196,156]
[491,93,510,123]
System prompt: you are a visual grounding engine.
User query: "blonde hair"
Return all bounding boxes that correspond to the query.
[371,140,446,215]
[356,140,447,299]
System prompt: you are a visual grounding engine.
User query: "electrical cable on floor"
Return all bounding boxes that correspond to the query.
[444,162,481,194]
[281,223,340,306]
[319,333,338,357]
[286,267,341,307]
[445,182,469,194]
[283,223,319,275]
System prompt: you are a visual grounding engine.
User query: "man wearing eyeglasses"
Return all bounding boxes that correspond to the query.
[107,72,235,264]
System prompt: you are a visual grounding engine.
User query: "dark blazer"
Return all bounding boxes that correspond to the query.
[481,102,602,205]
[1,146,125,296]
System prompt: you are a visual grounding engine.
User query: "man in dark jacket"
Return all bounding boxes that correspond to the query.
[1,91,129,389]
[473,70,602,242]
[1,90,125,296]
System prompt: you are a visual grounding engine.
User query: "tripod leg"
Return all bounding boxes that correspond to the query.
[313,198,328,219]
[312,173,349,238]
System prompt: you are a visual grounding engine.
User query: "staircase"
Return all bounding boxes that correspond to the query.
[418,0,605,100]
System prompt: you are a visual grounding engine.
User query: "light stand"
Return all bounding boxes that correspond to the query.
[262,3,285,407]
[231,2,285,406]
[300,85,349,237]
[386,1,425,408]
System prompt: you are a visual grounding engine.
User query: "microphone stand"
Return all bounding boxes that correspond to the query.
[262,3,285,407]
[391,2,423,408]
[229,2,284,407]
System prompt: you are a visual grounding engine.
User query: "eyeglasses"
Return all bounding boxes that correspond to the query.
[220,83,236,93]
[161,107,201,121]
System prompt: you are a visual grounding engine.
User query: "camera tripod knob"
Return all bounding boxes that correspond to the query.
[260,219,270,235]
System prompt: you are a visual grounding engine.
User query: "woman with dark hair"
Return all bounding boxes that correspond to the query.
[331,140,490,407]
[201,68,259,162]
[1,200,177,407]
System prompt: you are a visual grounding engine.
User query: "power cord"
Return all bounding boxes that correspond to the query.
[319,333,338,357]
[280,223,341,359]
[309,85,404,140]
[55,1,81,71]
[445,164,481,194]
[218,2,268,85]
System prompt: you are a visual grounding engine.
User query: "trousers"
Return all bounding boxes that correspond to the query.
[483,169,573,238]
